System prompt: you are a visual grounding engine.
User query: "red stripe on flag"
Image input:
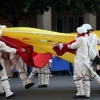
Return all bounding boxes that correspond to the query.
[0,36,36,67]
[0,36,52,68]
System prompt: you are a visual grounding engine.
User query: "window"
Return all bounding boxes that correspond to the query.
[56,15,63,32]
[67,16,74,33]
[77,16,83,27]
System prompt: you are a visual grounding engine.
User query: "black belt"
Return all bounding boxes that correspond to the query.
[94,56,100,65]
[0,63,3,70]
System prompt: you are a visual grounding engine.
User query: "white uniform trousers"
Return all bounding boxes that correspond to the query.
[0,64,13,97]
[38,63,50,86]
[28,67,38,83]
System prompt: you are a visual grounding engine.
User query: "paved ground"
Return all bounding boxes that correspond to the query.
[1,76,100,100]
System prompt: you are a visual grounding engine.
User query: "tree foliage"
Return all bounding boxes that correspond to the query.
[0,0,51,26]
[0,0,100,26]
[51,0,100,15]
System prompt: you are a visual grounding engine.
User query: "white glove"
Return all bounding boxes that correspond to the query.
[68,44,71,49]
[58,43,63,50]
[21,48,26,52]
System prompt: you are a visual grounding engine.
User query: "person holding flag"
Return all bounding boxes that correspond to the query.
[0,29,26,99]
[2,52,35,89]
[53,26,91,98]
[82,23,100,91]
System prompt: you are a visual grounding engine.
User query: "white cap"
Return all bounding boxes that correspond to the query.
[77,26,87,34]
[0,30,2,37]
[82,24,92,30]
[0,25,7,28]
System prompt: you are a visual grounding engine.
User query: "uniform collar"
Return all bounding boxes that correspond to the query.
[79,33,86,37]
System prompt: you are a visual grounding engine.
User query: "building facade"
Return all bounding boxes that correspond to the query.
[0,9,98,33]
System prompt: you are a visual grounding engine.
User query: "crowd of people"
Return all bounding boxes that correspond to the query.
[0,23,100,99]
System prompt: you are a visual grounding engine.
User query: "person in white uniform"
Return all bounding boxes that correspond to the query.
[2,52,35,89]
[58,26,91,98]
[82,24,100,90]
[0,30,26,99]
[28,61,51,88]
[38,62,50,88]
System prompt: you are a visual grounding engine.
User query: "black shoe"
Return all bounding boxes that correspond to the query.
[38,84,48,88]
[38,85,42,88]
[43,84,48,87]
[25,82,35,89]
[73,95,86,99]
[7,93,16,99]
[0,92,5,96]
[38,85,45,88]
[84,96,90,98]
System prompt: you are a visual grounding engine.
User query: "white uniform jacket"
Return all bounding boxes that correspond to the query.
[86,33,100,60]
[0,41,17,63]
[68,36,90,77]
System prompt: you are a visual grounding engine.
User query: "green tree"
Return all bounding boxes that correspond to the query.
[0,0,51,26]
[51,0,100,15]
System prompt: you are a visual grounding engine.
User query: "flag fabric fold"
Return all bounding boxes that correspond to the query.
[53,40,76,56]
[33,53,52,68]
[0,36,35,67]
[0,36,52,68]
